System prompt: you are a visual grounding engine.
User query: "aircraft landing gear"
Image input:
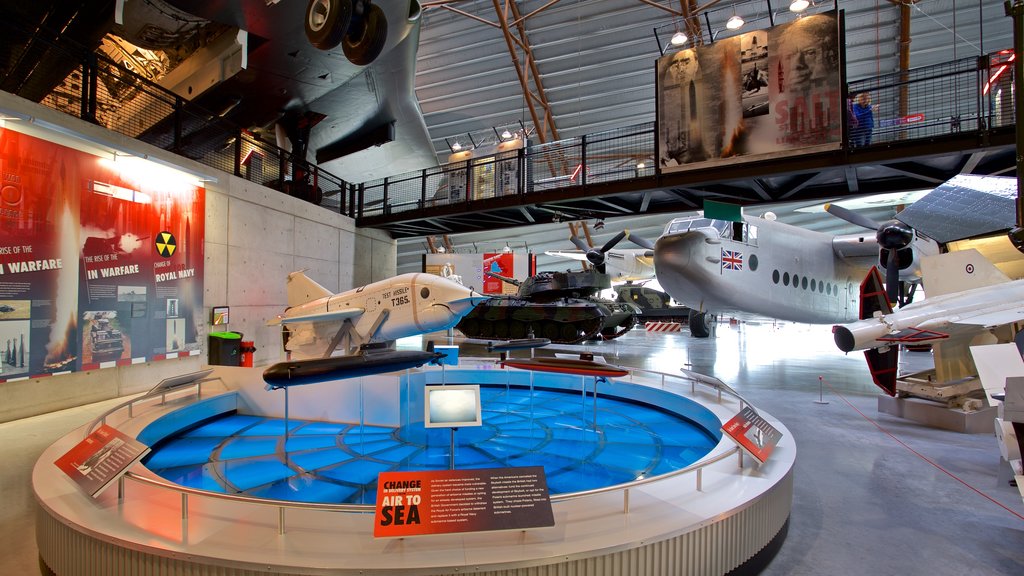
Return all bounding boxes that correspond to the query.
[688,310,715,338]
[305,0,353,50]
[305,0,389,66]
[343,1,388,66]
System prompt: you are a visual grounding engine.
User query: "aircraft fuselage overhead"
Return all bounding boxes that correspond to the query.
[115,0,435,183]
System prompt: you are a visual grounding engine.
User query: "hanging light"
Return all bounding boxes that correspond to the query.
[451,141,462,152]
[670,30,688,46]
[500,129,513,140]
[789,0,809,12]
[726,14,745,30]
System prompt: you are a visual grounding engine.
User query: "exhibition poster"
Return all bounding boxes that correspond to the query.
[657,10,841,172]
[374,466,555,537]
[721,406,784,464]
[0,126,204,383]
[53,424,150,497]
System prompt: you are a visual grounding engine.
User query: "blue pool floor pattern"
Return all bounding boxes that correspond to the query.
[143,386,718,504]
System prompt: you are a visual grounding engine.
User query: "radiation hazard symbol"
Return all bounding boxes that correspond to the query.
[155,231,177,257]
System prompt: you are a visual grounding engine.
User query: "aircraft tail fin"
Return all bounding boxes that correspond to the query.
[922,249,1010,298]
[858,266,892,320]
[286,271,333,308]
[865,347,898,396]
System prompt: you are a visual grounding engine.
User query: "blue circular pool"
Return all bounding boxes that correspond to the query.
[143,384,719,504]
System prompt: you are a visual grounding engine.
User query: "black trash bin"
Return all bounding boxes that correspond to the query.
[209,331,243,366]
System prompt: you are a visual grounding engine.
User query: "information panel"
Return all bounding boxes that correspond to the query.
[374,466,554,538]
[721,406,783,464]
[54,424,150,497]
[0,126,204,383]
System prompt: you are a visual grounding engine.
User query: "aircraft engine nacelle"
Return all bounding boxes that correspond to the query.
[832,318,893,353]
[888,232,940,283]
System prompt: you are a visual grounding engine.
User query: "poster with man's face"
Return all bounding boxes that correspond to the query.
[767,13,842,146]
[657,10,841,172]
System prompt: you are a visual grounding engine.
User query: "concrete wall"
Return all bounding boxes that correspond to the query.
[0,93,396,423]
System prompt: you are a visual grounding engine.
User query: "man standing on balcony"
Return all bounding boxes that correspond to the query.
[850,92,877,147]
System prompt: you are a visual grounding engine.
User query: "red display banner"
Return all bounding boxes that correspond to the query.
[374,466,554,538]
[53,424,150,497]
[482,252,515,294]
[0,127,204,382]
[721,406,783,464]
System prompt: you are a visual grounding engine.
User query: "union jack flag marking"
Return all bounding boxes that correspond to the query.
[722,249,743,271]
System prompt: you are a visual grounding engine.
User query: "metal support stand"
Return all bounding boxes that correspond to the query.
[1004,0,1024,252]
[449,427,457,470]
[815,376,830,405]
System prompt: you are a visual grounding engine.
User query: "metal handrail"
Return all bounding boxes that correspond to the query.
[111,363,757,532]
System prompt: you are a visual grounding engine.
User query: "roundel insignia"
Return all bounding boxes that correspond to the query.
[156,231,177,258]
[966,263,975,274]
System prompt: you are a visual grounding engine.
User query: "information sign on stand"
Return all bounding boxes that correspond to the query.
[721,406,783,464]
[374,466,554,538]
[54,424,150,497]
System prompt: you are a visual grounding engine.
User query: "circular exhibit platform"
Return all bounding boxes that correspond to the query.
[34,362,794,576]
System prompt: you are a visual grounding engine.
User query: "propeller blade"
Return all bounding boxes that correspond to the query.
[824,203,881,231]
[569,234,590,252]
[885,249,900,304]
[624,230,655,250]
[599,230,628,254]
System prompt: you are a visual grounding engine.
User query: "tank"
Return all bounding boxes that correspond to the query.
[613,284,691,324]
[456,270,639,344]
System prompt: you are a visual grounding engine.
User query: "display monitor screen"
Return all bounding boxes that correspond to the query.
[424,385,482,428]
[212,306,229,325]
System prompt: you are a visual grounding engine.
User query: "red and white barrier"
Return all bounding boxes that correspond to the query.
[645,321,683,332]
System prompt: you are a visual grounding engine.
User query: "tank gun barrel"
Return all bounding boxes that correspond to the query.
[484,270,520,286]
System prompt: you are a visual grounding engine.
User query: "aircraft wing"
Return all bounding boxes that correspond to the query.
[544,250,588,262]
[877,327,949,344]
[942,306,1024,328]
[268,307,365,326]
[895,174,1017,243]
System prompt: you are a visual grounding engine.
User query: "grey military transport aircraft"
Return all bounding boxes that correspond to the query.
[111,0,435,183]
[652,175,1019,338]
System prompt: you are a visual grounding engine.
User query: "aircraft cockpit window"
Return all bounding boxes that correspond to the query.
[731,221,744,241]
[666,218,722,235]
[421,287,430,299]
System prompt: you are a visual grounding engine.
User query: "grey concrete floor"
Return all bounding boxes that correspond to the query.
[2,321,1023,575]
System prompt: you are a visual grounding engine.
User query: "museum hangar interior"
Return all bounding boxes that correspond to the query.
[0,1,1023,575]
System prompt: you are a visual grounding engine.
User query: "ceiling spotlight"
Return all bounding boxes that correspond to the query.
[726,14,745,30]
[636,162,646,169]
[789,0,809,12]
[670,31,687,46]
[500,129,513,140]
[451,141,462,152]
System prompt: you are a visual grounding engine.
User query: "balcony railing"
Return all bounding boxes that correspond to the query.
[357,52,1012,221]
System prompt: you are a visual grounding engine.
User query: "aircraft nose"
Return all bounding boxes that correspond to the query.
[654,234,692,271]
[444,285,488,315]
